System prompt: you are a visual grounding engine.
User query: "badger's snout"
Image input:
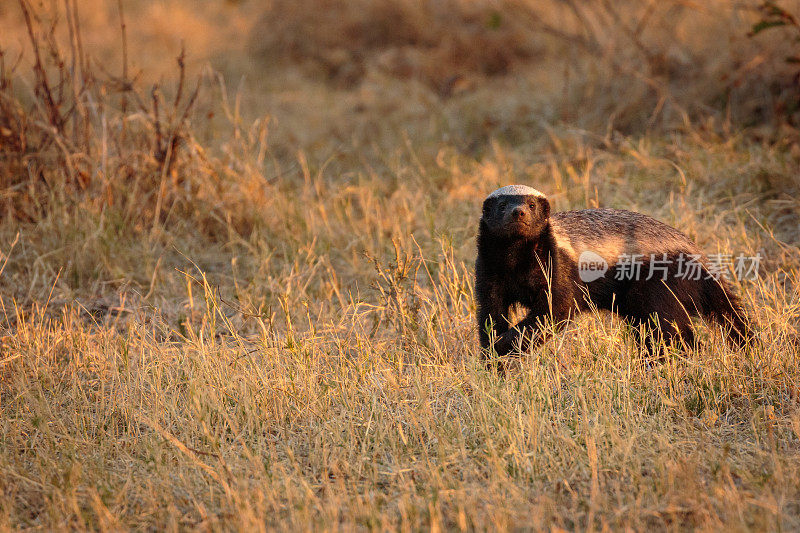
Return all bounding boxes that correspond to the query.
[503,204,532,229]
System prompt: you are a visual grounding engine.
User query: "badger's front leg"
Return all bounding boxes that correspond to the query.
[492,296,574,356]
[476,285,510,352]
[492,311,549,356]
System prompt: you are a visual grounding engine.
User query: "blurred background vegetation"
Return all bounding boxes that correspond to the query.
[2,0,799,304]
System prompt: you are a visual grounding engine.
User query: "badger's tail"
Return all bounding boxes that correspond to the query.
[701,277,755,348]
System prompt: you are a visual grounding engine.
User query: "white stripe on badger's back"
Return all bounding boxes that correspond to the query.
[550,208,704,265]
[550,222,578,260]
[486,185,546,199]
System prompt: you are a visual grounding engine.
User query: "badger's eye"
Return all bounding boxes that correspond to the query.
[529,202,536,209]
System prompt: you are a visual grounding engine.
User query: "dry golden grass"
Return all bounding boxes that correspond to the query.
[1,0,800,530]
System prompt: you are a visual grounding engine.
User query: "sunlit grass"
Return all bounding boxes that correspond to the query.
[1,237,798,529]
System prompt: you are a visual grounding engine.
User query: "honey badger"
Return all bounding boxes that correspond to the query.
[475,185,753,358]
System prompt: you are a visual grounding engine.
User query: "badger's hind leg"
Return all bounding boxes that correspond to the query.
[626,313,695,356]
[700,276,754,349]
[616,279,700,356]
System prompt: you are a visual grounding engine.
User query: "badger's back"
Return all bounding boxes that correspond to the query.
[550,208,704,265]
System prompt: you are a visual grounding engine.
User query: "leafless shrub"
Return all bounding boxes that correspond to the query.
[0,0,204,226]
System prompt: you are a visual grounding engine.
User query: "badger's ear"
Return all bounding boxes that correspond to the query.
[482,197,495,216]
[538,196,551,220]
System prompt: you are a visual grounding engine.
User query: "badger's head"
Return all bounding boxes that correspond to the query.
[480,185,551,241]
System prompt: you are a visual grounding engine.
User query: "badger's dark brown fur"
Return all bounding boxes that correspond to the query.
[475,185,753,360]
